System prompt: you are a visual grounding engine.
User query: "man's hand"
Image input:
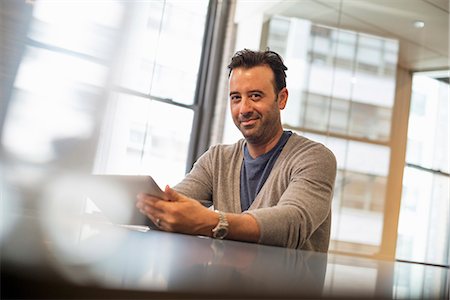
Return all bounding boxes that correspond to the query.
[136,186,260,242]
[136,186,217,236]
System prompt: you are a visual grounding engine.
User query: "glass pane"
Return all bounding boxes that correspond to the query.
[115,0,209,105]
[114,2,165,95]
[149,0,208,105]
[356,34,382,70]
[344,172,386,212]
[345,141,390,177]
[267,16,290,57]
[308,65,334,101]
[397,167,450,266]
[92,1,209,184]
[329,98,350,134]
[270,18,398,143]
[94,93,193,186]
[393,262,449,299]
[331,170,386,246]
[2,46,106,164]
[397,72,450,266]
[303,93,331,131]
[348,102,392,140]
[406,75,449,173]
[352,34,397,111]
[28,1,123,58]
[313,34,331,55]
[6,0,116,157]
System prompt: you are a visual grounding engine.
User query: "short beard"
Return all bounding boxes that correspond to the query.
[242,94,280,145]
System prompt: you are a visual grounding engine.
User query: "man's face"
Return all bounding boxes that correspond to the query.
[229,65,287,145]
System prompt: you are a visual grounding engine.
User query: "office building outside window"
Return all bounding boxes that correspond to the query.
[263,16,399,256]
[396,73,449,267]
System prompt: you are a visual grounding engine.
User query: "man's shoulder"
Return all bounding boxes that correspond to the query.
[207,139,245,154]
[196,139,245,164]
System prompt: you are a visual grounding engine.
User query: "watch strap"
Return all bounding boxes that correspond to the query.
[212,210,229,239]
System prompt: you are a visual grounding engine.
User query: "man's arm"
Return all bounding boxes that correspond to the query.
[136,185,260,242]
[245,143,337,250]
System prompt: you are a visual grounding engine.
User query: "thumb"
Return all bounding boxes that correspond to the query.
[164,185,182,201]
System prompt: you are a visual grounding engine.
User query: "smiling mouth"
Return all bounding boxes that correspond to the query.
[240,119,258,127]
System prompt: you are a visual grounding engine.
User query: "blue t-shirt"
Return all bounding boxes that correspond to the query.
[240,131,292,211]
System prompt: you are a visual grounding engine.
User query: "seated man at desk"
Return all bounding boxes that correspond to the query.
[136,49,337,252]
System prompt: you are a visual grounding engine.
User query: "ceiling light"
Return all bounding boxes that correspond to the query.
[413,20,425,28]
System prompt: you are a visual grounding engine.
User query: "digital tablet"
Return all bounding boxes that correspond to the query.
[85,174,166,227]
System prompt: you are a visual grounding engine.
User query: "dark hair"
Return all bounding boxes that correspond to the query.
[227,49,288,93]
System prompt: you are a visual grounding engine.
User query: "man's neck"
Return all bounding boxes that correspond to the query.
[246,130,284,159]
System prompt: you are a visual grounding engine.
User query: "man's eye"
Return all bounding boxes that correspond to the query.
[250,93,261,100]
[230,95,241,101]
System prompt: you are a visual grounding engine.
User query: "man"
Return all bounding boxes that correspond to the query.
[136,49,336,252]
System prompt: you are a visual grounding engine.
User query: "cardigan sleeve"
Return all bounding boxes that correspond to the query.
[245,143,337,251]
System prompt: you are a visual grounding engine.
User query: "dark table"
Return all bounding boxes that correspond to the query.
[1,215,449,299]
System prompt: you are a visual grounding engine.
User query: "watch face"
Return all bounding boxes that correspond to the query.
[214,227,228,239]
[212,211,228,239]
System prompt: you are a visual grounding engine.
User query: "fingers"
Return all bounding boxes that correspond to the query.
[137,186,184,203]
[136,193,161,217]
[136,193,171,230]
[164,185,183,202]
[135,188,188,232]
[137,193,164,207]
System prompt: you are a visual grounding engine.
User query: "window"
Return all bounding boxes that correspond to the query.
[2,1,211,188]
[0,0,231,270]
[2,1,120,165]
[396,73,450,267]
[93,1,209,186]
[264,16,399,256]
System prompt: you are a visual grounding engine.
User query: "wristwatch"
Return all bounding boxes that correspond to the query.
[212,210,229,239]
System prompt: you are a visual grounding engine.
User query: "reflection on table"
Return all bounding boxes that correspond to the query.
[1,213,448,299]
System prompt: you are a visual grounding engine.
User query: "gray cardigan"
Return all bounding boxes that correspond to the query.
[174,133,337,252]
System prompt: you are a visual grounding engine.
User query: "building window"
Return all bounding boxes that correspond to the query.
[396,73,450,267]
[264,16,399,256]
[2,1,210,188]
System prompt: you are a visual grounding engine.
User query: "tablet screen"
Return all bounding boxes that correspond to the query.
[86,175,165,227]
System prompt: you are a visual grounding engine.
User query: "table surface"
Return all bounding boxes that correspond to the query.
[1,215,449,299]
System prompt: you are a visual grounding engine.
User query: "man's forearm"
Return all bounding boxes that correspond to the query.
[226,213,260,242]
[204,211,260,243]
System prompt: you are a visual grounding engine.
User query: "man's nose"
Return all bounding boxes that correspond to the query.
[239,97,253,115]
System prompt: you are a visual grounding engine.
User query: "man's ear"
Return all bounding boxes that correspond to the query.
[278,88,288,110]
